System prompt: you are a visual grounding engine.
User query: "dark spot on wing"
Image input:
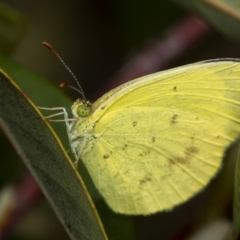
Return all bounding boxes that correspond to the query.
[160,173,171,181]
[103,154,109,159]
[122,144,128,150]
[173,86,177,92]
[139,149,150,157]
[101,106,105,110]
[152,137,156,143]
[133,121,137,127]
[139,177,152,185]
[168,145,199,166]
[186,146,198,154]
[171,114,178,125]
[168,157,186,166]
[168,158,175,166]
[114,172,119,178]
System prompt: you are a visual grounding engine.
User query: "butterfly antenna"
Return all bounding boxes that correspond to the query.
[42,41,86,101]
[60,82,85,96]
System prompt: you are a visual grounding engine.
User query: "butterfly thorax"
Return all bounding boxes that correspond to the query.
[69,98,95,160]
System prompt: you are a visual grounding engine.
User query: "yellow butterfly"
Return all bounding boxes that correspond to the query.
[41,43,240,215]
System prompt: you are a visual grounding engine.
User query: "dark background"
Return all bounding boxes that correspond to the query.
[2,0,240,99]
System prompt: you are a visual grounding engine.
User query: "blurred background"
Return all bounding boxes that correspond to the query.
[1,0,240,240]
[2,0,240,99]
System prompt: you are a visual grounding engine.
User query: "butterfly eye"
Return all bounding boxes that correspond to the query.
[77,104,92,117]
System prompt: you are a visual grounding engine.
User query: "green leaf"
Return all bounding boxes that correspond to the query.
[0,55,135,239]
[173,0,240,41]
[0,69,108,239]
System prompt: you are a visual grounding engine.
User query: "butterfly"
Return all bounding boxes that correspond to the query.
[40,43,240,215]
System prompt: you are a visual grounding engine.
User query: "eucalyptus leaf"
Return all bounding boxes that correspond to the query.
[0,70,107,240]
[0,55,135,239]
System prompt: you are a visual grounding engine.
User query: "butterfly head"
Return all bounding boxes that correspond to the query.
[71,99,92,118]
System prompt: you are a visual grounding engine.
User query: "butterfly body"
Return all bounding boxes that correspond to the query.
[67,60,240,215]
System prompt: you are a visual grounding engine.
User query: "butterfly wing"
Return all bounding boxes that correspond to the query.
[78,60,240,214]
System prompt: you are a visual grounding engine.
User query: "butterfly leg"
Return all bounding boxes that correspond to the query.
[38,106,72,131]
[38,107,80,169]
